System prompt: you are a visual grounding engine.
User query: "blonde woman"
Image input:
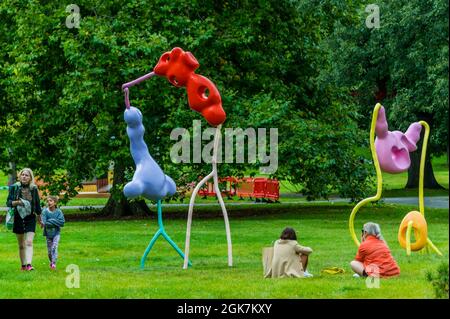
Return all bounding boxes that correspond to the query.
[350,222,400,278]
[6,168,42,271]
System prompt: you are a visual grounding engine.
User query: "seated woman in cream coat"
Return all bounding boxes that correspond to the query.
[265,227,313,278]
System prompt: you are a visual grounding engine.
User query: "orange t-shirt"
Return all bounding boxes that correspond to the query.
[355,235,400,277]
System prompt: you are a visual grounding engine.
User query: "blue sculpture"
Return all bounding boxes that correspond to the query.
[123,106,176,200]
[123,74,191,269]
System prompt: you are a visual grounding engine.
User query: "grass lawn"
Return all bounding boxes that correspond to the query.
[0,190,314,208]
[0,203,447,298]
[382,155,449,194]
[0,156,447,207]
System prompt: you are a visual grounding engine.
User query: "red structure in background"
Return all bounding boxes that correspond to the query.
[235,177,254,199]
[264,179,280,201]
[198,177,280,201]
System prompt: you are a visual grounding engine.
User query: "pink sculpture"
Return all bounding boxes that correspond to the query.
[375,106,422,173]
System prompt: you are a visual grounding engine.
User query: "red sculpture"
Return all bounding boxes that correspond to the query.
[153,47,226,126]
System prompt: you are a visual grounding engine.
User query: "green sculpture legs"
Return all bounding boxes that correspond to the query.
[140,200,192,269]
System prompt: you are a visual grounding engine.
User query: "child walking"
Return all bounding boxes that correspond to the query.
[40,195,65,270]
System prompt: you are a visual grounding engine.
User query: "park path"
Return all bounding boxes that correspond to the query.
[1,196,447,211]
[383,196,448,209]
[315,196,448,209]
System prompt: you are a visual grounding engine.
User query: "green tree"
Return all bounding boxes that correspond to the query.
[0,0,373,216]
[326,0,449,189]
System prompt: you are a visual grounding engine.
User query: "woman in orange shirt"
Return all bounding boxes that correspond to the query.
[350,222,400,278]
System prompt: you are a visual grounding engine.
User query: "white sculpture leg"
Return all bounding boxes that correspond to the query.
[183,171,214,269]
[183,125,233,269]
[212,159,233,267]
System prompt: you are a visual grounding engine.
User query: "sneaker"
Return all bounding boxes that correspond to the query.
[303,270,314,278]
[20,265,27,271]
[26,264,35,271]
[50,263,56,270]
[353,273,361,278]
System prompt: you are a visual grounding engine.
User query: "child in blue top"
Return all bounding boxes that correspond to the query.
[40,195,65,270]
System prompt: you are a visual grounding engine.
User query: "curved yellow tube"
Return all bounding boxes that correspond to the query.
[418,121,443,256]
[418,122,442,255]
[349,103,384,246]
[427,238,442,256]
[406,220,413,256]
[418,121,429,217]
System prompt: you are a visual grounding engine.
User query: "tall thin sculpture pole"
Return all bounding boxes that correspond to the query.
[183,125,232,269]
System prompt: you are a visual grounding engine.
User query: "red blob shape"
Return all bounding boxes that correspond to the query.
[153,47,226,126]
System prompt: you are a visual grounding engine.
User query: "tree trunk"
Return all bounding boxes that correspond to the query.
[7,148,16,186]
[405,130,443,189]
[7,161,16,186]
[100,161,152,217]
[375,78,388,102]
[447,142,449,167]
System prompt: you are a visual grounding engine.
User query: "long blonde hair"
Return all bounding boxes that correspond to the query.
[18,168,37,189]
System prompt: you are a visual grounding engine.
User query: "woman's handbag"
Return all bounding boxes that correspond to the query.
[5,183,20,230]
[5,208,14,230]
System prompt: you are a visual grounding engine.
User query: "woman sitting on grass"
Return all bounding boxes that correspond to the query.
[350,222,400,278]
[265,227,313,278]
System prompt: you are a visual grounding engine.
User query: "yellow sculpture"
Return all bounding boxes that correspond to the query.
[349,103,442,256]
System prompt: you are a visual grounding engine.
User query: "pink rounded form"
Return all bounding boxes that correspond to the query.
[374,106,422,174]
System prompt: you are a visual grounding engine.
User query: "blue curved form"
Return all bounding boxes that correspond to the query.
[123,106,176,200]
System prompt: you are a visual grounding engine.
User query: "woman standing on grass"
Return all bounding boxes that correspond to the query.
[6,168,42,271]
[350,222,400,278]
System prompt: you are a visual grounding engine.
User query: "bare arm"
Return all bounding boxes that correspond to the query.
[295,244,313,255]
